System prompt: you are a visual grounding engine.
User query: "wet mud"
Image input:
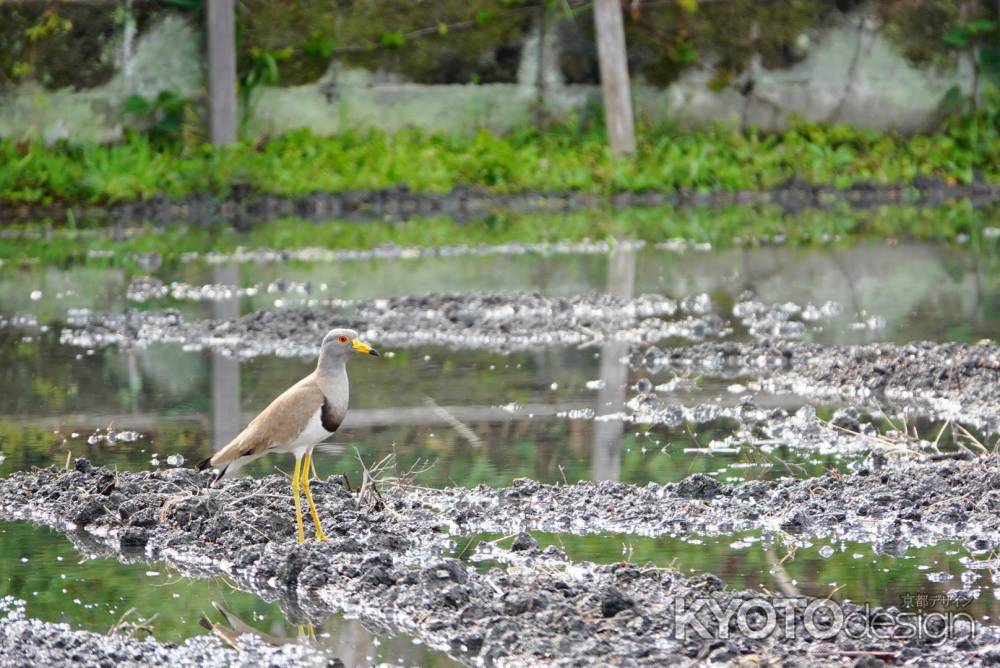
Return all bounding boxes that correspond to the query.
[418,455,1000,553]
[638,339,1000,433]
[3,461,1000,666]
[59,293,726,355]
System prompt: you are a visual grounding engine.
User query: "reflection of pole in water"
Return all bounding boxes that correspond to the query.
[125,347,142,413]
[591,245,636,482]
[211,265,241,450]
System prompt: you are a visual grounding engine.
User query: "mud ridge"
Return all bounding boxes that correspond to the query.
[58,294,725,355]
[417,456,1000,554]
[4,462,1000,665]
[639,340,1000,433]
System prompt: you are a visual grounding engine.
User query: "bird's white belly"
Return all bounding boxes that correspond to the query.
[275,409,331,456]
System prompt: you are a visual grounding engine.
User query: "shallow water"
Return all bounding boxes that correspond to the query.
[457,530,1000,619]
[3,239,998,481]
[4,223,1000,655]
[0,521,459,666]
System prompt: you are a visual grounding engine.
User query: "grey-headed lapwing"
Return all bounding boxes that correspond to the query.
[198,328,379,542]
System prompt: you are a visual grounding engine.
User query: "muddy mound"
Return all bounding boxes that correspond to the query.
[59,293,724,355]
[420,455,1000,551]
[5,461,1000,665]
[640,340,1000,432]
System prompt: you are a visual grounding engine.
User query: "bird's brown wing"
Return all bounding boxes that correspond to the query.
[208,373,324,469]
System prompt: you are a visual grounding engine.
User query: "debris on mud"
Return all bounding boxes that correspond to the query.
[4,461,1000,665]
[731,293,844,340]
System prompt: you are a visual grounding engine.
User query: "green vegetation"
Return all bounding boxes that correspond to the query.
[2,99,999,207]
[2,202,997,269]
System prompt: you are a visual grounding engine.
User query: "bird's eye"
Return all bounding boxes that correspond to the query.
[338,336,349,344]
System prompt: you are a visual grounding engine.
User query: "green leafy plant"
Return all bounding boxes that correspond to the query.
[157,0,204,9]
[941,15,1000,112]
[122,91,197,148]
[238,47,291,132]
[303,32,336,60]
[23,9,72,41]
[378,31,406,48]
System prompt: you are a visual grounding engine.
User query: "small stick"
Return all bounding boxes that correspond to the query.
[808,650,899,659]
[424,396,482,446]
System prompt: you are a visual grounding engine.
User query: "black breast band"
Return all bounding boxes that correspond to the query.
[320,398,341,432]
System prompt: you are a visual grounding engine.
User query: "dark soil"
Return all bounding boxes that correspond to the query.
[4,461,1000,665]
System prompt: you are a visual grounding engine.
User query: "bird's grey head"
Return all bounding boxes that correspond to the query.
[319,328,380,365]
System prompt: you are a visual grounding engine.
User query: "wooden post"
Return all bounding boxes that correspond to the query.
[206,0,237,145]
[593,0,636,155]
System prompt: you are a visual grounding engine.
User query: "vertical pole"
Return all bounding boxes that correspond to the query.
[593,0,636,155]
[206,0,238,145]
[534,6,548,127]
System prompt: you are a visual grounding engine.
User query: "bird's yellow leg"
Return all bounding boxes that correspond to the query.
[300,451,328,541]
[292,456,305,544]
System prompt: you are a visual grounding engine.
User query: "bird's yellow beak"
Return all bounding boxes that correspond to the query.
[351,339,380,356]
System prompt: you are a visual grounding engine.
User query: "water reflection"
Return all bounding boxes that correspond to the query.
[592,245,636,481]
[0,328,859,488]
[211,264,241,449]
[4,241,1000,345]
[0,521,459,665]
[462,530,1000,621]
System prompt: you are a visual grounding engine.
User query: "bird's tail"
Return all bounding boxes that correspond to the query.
[196,456,238,485]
